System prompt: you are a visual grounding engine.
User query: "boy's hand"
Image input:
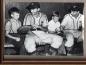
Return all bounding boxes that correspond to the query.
[60,26,64,31]
[15,37,20,42]
[55,28,60,32]
[32,25,39,29]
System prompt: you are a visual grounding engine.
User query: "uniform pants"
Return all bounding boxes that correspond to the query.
[24,31,63,53]
[64,30,82,47]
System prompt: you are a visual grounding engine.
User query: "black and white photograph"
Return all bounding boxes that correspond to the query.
[4,1,84,56]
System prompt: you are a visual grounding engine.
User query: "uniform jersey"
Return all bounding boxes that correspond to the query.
[61,13,84,30]
[23,12,48,27]
[48,20,60,32]
[61,13,84,38]
[5,18,21,33]
[61,13,84,47]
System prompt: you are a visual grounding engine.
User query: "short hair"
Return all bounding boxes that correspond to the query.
[70,5,80,11]
[52,11,59,17]
[8,7,20,17]
[26,2,40,12]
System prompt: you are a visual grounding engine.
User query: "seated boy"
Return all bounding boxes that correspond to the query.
[5,7,22,54]
[48,11,61,34]
[48,11,66,55]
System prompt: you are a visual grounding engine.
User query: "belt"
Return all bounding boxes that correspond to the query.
[64,29,78,30]
[30,28,42,31]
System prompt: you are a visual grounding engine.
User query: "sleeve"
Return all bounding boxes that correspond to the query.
[23,14,31,25]
[5,21,11,33]
[81,15,84,40]
[81,15,84,29]
[56,22,61,31]
[48,21,52,31]
[18,20,22,27]
[78,15,84,29]
[61,15,68,27]
[41,15,48,27]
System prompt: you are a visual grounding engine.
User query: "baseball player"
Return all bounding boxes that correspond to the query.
[61,5,84,55]
[23,2,63,56]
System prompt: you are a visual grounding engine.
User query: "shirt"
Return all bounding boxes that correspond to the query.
[61,13,84,38]
[48,20,60,32]
[23,12,48,27]
[5,18,21,33]
[33,13,41,26]
[61,13,84,30]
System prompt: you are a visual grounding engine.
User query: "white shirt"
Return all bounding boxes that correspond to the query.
[61,13,84,30]
[48,20,60,32]
[23,12,48,27]
[61,13,84,39]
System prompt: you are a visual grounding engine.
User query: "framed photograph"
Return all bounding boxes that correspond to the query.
[0,0,86,64]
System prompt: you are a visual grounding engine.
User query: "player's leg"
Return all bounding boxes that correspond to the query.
[24,35,36,55]
[77,32,83,43]
[65,33,74,56]
[74,31,83,55]
[50,35,63,56]
[38,36,52,56]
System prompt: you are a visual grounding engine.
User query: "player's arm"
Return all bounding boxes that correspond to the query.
[40,15,48,31]
[60,15,68,31]
[78,15,84,31]
[41,15,48,27]
[23,14,31,26]
[5,21,20,41]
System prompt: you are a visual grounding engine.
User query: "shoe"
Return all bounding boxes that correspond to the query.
[67,53,72,56]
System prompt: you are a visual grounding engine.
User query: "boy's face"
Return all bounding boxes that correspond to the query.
[11,12,20,20]
[31,8,40,15]
[52,16,59,22]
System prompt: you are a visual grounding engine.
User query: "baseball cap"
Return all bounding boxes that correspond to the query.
[26,2,40,11]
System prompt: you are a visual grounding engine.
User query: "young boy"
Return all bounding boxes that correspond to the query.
[48,11,66,55]
[48,11,61,34]
[5,7,22,54]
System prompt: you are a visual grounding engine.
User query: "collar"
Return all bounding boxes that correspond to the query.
[69,13,81,19]
[10,18,19,22]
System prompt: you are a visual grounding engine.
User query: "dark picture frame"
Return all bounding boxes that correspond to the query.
[0,0,86,64]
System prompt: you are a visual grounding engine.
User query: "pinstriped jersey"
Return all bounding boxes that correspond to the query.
[61,13,84,30]
[23,12,48,27]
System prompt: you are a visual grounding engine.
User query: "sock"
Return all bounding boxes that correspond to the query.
[50,47,58,55]
[65,47,72,55]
